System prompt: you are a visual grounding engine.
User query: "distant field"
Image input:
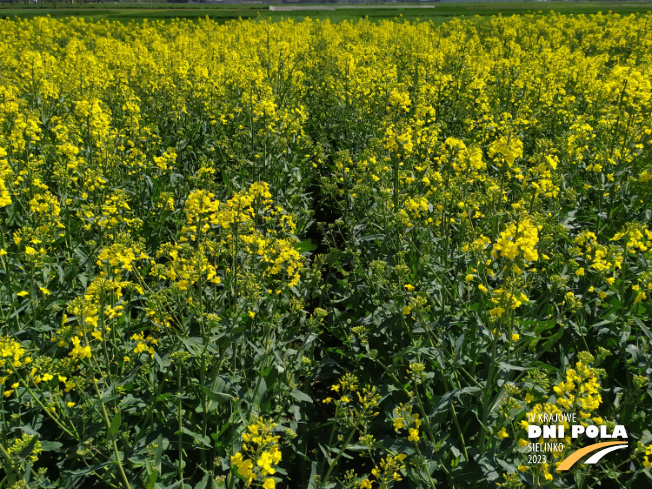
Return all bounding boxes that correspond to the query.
[0,1,651,22]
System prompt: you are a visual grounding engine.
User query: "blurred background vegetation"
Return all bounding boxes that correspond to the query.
[1,1,652,23]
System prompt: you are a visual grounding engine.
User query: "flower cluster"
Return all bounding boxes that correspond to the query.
[492,219,540,262]
[231,418,282,488]
[323,373,381,428]
[392,403,422,443]
[359,453,408,488]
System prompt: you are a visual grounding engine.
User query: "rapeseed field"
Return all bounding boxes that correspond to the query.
[1,13,652,489]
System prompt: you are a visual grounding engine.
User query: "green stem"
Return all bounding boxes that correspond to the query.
[321,425,358,487]
[413,442,436,489]
[0,440,17,482]
[481,326,500,449]
[91,377,132,489]
[450,403,469,462]
[178,364,185,488]
[15,373,78,439]
[80,328,131,489]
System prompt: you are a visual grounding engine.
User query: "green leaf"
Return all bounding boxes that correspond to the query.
[431,387,481,416]
[306,462,318,489]
[252,378,267,406]
[293,239,317,253]
[318,443,333,464]
[179,336,204,355]
[541,326,564,352]
[178,427,211,448]
[108,411,121,440]
[70,462,111,476]
[633,317,652,342]
[290,388,313,403]
[195,474,210,489]
[40,441,63,451]
[202,385,233,404]
[146,469,158,489]
[497,362,533,372]
[18,435,38,460]
[478,455,501,482]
